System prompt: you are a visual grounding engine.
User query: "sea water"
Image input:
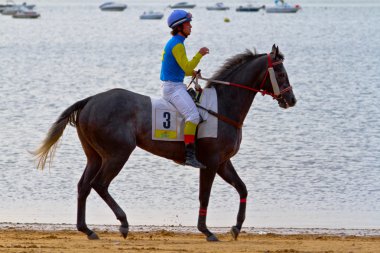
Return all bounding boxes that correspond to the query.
[0,0,379,231]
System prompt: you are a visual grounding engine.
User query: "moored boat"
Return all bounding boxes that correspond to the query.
[140,10,164,20]
[99,2,127,11]
[236,4,265,12]
[12,6,39,18]
[265,0,301,13]
[206,2,229,11]
[265,5,300,13]
[1,1,35,15]
[169,2,196,9]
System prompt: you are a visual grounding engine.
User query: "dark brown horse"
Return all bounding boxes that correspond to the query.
[34,45,296,241]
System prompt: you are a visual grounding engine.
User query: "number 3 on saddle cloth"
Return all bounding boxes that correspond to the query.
[151,87,218,141]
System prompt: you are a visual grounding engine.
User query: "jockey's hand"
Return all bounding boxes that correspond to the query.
[199,47,209,56]
[192,70,202,78]
[192,70,202,91]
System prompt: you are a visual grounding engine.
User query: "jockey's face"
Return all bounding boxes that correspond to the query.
[181,21,192,37]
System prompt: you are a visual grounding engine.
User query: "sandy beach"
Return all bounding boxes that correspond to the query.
[0,225,379,253]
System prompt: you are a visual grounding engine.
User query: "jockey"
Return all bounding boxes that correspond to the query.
[160,10,209,169]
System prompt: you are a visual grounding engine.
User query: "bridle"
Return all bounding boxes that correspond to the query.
[192,53,293,129]
[195,53,292,100]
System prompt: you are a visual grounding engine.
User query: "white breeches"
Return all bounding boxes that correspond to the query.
[162,81,200,124]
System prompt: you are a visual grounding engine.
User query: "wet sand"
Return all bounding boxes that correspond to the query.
[0,225,380,253]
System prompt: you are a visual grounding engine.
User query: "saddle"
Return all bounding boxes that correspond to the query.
[150,87,218,141]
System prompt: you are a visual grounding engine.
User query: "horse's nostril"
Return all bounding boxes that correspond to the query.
[291,97,297,106]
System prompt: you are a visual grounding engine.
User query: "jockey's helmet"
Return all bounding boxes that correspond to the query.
[167,10,192,29]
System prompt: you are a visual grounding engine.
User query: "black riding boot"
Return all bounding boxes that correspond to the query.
[185,144,206,169]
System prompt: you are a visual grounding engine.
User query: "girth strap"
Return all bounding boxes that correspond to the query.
[196,104,242,129]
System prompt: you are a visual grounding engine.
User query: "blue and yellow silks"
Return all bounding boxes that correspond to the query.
[160,35,203,82]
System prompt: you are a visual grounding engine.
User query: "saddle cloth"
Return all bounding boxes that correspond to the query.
[151,87,218,141]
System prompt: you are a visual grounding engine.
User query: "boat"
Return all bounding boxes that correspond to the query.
[0,1,34,13]
[169,2,196,9]
[265,5,300,13]
[12,5,39,18]
[236,4,265,12]
[206,2,230,11]
[0,2,13,13]
[265,1,300,13]
[99,2,127,11]
[1,5,19,14]
[140,10,164,20]
[1,1,34,15]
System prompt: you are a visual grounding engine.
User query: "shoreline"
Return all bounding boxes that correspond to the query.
[1,225,380,253]
[1,222,379,236]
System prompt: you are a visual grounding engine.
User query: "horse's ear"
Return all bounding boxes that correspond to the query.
[271,44,276,54]
[275,46,279,59]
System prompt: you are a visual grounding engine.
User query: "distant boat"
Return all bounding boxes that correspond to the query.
[206,2,230,11]
[1,5,19,15]
[265,2,301,13]
[265,5,300,13]
[236,4,265,12]
[169,2,196,9]
[0,0,14,13]
[12,5,39,18]
[1,1,35,15]
[99,2,127,11]
[140,10,164,20]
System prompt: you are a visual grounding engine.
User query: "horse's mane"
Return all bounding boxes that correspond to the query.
[205,49,264,88]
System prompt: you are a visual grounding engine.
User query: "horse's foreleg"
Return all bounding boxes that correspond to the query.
[197,168,218,242]
[91,157,130,239]
[217,159,248,240]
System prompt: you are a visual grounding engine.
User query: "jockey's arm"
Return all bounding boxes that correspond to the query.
[172,43,203,76]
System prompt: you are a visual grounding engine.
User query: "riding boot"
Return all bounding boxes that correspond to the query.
[185,143,206,169]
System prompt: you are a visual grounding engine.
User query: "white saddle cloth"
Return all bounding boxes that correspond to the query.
[151,87,218,141]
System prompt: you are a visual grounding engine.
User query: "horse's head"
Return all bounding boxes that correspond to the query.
[263,45,297,109]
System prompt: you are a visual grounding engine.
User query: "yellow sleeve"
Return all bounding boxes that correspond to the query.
[172,43,203,76]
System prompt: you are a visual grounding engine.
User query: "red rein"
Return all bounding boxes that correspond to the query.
[201,54,292,99]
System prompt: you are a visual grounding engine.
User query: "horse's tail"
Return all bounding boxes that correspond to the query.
[32,96,92,170]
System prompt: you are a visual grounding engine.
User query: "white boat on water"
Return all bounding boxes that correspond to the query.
[140,10,164,20]
[265,0,300,13]
[236,4,265,12]
[206,2,229,11]
[169,2,196,9]
[12,5,39,18]
[1,1,35,15]
[99,2,127,11]
[265,5,300,13]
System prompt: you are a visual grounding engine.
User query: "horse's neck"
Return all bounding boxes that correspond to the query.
[216,57,266,126]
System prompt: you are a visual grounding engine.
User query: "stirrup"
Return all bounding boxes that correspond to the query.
[185,145,206,169]
[185,157,206,169]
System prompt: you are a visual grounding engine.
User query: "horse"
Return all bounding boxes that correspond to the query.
[33,44,296,241]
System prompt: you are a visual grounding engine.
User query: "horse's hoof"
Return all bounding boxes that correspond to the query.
[87,232,99,240]
[230,226,240,240]
[206,234,219,242]
[119,225,129,239]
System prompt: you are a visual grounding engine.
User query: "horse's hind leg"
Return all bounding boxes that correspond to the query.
[217,159,248,240]
[76,144,102,239]
[90,149,133,239]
